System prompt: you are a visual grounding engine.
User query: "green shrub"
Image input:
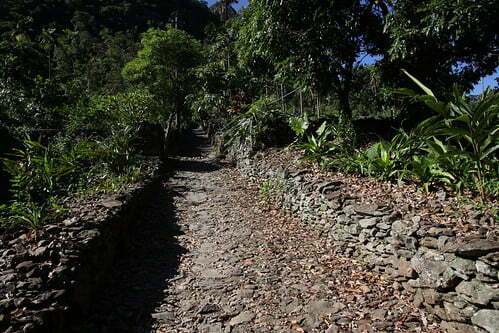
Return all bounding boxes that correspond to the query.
[329,71,497,197]
[259,177,286,202]
[66,91,160,137]
[295,113,357,167]
[5,201,66,230]
[362,140,404,179]
[404,155,455,193]
[2,140,78,203]
[83,165,142,194]
[298,121,337,167]
[289,113,310,140]
[224,96,284,149]
[65,91,161,173]
[397,70,499,197]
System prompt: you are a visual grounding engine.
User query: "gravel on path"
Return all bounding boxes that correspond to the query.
[79,130,442,333]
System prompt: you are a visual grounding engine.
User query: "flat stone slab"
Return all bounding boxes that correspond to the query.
[353,204,384,216]
[228,311,256,326]
[201,269,226,279]
[99,199,123,208]
[151,311,175,321]
[456,280,499,306]
[444,239,499,258]
[472,310,499,333]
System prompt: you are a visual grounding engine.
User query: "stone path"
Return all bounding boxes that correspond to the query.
[79,130,441,332]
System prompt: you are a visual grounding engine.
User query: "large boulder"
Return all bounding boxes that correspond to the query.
[358,218,378,229]
[442,301,477,322]
[447,254,476,280]
[480,252,499,268]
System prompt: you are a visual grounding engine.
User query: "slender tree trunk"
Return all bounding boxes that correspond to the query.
[316,92,320,118]
[87,67,91,92]
[299,89,303,116]
[48,49,51,80]
[281,84,285,112]
[340,60,354,120]
[162,113,174,159]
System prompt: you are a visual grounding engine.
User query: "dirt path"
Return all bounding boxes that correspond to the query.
[79,130,440,333]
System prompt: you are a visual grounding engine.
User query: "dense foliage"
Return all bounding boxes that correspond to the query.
[386,0,499,90]
[195,0,497,200]
[0,1,214,229]
[1,0,497,230]
[122,26,203,151]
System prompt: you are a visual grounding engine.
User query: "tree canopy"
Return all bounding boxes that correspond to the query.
[0,0,497,212]
[237,0,388,118]
[385,0,499,92]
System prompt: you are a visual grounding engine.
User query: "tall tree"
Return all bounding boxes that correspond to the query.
[122,26,203,151]
[237,0,387,119]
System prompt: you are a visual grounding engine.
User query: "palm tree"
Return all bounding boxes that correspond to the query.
[210,0,239,22]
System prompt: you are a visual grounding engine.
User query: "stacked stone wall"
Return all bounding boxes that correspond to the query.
[0,160,162,333]
[237,155,499,333]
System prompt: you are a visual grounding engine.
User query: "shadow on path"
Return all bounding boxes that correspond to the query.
[167,128,221,173]
[171,158,220,173]
[71,186,187,333]
[68,129,218,332]
[173,128,213,158]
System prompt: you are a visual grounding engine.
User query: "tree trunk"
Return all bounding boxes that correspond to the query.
[316,92,321,118]
[299,89,303,116]
[48,49,51,80]
[338,92,352,120]
[341,61,354,120]
[161,113,175,160]
[280,84,285,112]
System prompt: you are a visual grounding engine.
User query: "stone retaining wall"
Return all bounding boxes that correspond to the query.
[0,160,162,333]
[236,154,499,333]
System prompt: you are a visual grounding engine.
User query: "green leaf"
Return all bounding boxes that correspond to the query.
[392,88,419,97]
[316,121,327,136]
[402,69,435,97]
[481,144,499,160]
